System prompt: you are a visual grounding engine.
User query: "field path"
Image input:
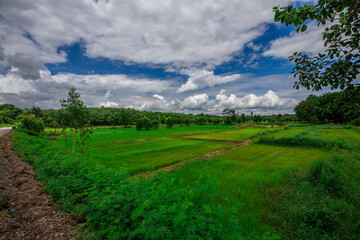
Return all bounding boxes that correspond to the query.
[92,127,248,146]
[0,132,79,240]
[0,127,12,137]
[131,138,253,178]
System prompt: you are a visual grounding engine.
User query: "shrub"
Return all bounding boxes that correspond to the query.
[196,117,206,126]
[351,117,360,126]
[136,118,144,130]
[152,119,160,129]
[165,117,174,128]
[21,115,45,134]
[143,117,152,130]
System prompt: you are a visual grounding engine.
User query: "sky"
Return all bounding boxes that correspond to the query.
[0,0,328,115]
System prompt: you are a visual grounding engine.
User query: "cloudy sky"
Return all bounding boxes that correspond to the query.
[0,0,328,115]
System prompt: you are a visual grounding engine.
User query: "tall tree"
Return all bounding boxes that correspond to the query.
[273,0,360,92]
[60,88,91,152]
[222,108,237,124]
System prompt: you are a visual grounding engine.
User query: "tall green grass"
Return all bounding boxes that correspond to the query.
[267,152,360,240]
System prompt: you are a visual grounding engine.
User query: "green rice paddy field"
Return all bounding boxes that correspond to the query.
[55,124,359,237]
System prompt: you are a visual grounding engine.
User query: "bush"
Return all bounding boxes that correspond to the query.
[152,119,160,129]
[165,117,174,128]
[21,115,45,134]
[351,117,360,126]
[136,118,144,130]
[143,117,152,130]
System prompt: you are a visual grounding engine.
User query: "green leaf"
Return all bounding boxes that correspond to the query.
[300,25,308,32]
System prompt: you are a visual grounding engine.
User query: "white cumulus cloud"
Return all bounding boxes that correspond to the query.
[215,89,298,110]
[97,101,119,108]
[263,23,326,58]
[177,70,240,93]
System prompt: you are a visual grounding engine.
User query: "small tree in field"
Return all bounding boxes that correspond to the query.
[60,88,92,152]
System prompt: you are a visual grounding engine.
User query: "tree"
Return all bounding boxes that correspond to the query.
[143,117,152,130]
[165,117,174,128]
[222,108,237,124]
[152,119,160,129]
[60,88,92,152]
[273,0,360,92]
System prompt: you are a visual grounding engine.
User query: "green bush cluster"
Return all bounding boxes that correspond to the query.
[21,115,45,135]
[136,118,160,131]
[13,131,240,239]
[268,153,360,240]
[258,134,358,151]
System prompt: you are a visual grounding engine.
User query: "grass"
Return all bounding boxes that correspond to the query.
[86,138,233,174]
[56,124,236,147]
[49,124,360,238]
[169,143,331,236]
[185,127,276,141]
[317,128,360,143]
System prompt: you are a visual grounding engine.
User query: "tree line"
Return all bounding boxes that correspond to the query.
[1,103,296,129]
[294,90,360,125]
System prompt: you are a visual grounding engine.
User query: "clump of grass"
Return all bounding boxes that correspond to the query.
[267,153,360,240]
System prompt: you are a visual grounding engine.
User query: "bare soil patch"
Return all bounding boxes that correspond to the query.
[0,133,78,240]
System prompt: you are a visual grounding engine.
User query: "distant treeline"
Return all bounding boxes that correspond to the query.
[294,89,360,125]
[0,104,297,128]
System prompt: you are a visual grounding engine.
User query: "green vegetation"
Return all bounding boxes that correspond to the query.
[170,144,331,237]
[274,0,360,92]
[13,131,240,239]
[21,115,45,135]
[59,87,92,152]
[57,124,235,146]
[258,126,360,150]
[268,153,360,240]
[187,127,273,141]
[294,91,360,124]
[88,138,232,174]
[11,123,360,239]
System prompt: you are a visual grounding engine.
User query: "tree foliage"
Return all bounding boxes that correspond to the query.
[274,0,360,91]
[222,108,237,124]
[294,90,360,123]
[59,88,92,152]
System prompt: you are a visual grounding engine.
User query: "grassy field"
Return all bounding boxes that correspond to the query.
[56,124,235,146]
[87,138,233,174]
[50,124,359,238]
[169,144,331,235]
[186,127,277,141]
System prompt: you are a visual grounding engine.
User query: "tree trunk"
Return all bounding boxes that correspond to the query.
[72,129,77,152]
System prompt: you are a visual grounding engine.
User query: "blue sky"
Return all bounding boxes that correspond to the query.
[0,0,326,115]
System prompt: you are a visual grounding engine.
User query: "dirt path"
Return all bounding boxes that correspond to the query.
[177,137,242,144]
[91,127,247,146]
[0,127,12,137]
[131,139,253,179]
[0,133,78,240]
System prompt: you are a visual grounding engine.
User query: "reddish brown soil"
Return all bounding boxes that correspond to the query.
[0,133,78,240]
